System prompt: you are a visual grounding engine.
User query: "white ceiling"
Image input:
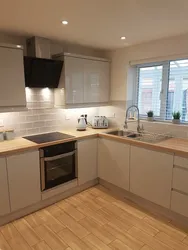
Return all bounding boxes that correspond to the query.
[1,0,188,50]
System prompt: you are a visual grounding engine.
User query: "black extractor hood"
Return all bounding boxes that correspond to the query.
[24,56,63,88]
[24,37,63,88]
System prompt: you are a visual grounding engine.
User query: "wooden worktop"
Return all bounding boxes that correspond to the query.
[1,128,188,157]
[0,138,38,156]
[99,133,188,157]
[0,128,115,156]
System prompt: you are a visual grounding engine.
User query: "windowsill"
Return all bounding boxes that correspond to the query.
[140,118,188,127]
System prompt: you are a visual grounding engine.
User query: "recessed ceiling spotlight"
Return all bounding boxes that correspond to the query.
[121,36,126,40]
[16,45,22,48]
[62,20,68,25]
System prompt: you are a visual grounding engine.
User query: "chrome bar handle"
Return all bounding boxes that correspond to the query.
[44,150,76,162]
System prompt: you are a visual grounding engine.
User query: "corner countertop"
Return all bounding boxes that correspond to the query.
[99,133,188,157]
[1,128,188,157]
[0,128,115,156]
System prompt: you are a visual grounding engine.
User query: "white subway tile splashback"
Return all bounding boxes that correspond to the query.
[0,88,99,137]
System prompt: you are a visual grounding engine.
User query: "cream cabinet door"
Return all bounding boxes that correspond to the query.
[0,46,26,108]
[78,139,98,185]
[7,151,41,212]
[98,138,130,191]
[171,191,188,217]
[64,56,84,104]
[84,59,110,103]
[130,146,173,208]
[0,158,10,216]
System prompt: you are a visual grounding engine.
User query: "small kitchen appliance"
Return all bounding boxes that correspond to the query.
[92,116,108,129]
[40,141,77,191]
[23,132,74,144]
[24,132,77,191]
[77,116,87,131]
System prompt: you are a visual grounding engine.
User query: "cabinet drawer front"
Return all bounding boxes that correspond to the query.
[171,191,188,217]
[174,156,188,169]
[173,167,188,194]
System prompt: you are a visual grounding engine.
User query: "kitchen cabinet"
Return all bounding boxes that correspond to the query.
[78,138,98,185]
[7,151,41,212]
[63,56,85,104]
[84,59,109,103]
[130,146,173,208]
[172,155,188,195]
[171,190,188,217]
[172,167,188,194]
[174,155,188,169]
[0,45,26,110]
[54,54,110,106]
[98,138,130,191]
[0,158,10,216]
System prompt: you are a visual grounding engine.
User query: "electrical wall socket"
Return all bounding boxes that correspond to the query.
[106,113,116,118]
[65,114,71,120]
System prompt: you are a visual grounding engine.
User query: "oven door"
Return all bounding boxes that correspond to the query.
[41,150,76,191]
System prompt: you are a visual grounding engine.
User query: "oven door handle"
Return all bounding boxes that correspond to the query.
[44,150,76,161]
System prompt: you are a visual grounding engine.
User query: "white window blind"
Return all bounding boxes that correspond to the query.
[167,59,188,122]
[136,59,188,122]
[137,65,163,117]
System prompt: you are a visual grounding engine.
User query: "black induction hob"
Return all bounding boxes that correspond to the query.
[23,132,75,144]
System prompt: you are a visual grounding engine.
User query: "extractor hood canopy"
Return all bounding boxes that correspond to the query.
[24,37,63,88]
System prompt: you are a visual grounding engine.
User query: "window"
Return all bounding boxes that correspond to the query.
[136,59,188,122]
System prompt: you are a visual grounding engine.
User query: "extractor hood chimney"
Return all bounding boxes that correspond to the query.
[26,36,51,59]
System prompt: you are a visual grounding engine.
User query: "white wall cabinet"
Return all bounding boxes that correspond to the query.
[7,151,41,212]
[84,59,109,103]
[0,158,10,216]
[54,54,110,106]
[0,45,26,109]
[78,138,98,185]
[64,56,85,104]
[130,146,173,208]
[98,138,130,191]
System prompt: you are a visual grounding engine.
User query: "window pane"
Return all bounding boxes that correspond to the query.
[167,59,188,121]
[138,66,163,116]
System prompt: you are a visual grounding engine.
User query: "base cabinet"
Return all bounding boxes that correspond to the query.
[98,138,130,191]
[78,138,98,185]
[7,151,41,212]
[130,146,173,208]
[0,158,10,216]
[171,190,188,217]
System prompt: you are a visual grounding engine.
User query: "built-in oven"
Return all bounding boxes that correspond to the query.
[40,141,77,191]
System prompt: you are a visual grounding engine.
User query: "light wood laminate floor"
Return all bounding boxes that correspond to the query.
[0,185,188,250]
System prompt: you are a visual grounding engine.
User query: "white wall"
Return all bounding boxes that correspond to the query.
[100,32,188,137]
[109,33,188,102]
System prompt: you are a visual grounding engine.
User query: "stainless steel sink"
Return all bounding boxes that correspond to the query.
[134,133,171,143]
[106,130,171,144]
[106,130,138,137]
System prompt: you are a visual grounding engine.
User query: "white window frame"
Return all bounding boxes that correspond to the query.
[134,61,170,121]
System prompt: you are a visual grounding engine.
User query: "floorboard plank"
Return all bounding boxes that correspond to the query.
[1,185,188,250]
